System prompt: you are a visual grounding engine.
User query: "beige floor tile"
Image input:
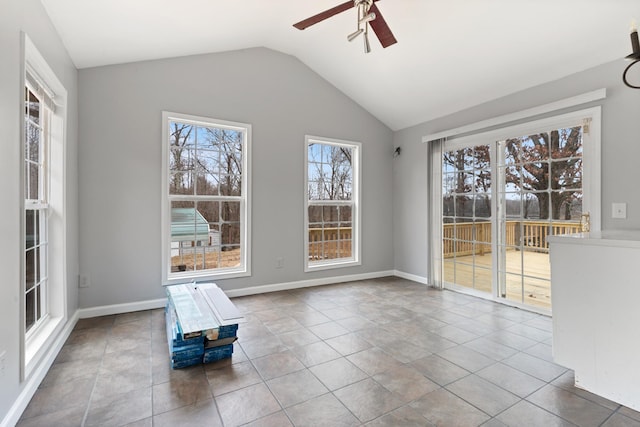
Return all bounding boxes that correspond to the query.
[152,398,222,427]
[21,279,629,427]
[289,340,341,367]
[85,387,152,427]
[286,393,359,426]
[206,360,261,396]
[266,369,328,408]
[410,388,491,426]
[527,384,614,427]
[334,378,404,423]
[373,364,440,402]
[242,411,293,427]
[346,347,404,376]
[215,383,281,426]
[309,357,368,390]
[252,350,305,380]
[21,378,94,419]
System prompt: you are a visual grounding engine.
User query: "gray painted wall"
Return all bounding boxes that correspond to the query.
[77,48,394,308]
[392,59,640,280]
[5,2,637,419]
[0,0,79,420]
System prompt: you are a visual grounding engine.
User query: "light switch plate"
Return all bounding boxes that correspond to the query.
[612,203,627,219]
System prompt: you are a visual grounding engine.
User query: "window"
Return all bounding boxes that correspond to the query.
[24,82,50,335]
[162,112,251,283]
[305,136,361,271]
[22,34,68,379]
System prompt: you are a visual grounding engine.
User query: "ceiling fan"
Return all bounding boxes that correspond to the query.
[293,0,397,53]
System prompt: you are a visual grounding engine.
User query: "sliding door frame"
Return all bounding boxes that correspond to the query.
[429,106,601,314]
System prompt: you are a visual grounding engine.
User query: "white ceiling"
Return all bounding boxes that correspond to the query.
[41,0,638,130]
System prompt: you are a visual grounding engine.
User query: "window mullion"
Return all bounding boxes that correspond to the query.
[164,112,250,281]
[305,136,360,271]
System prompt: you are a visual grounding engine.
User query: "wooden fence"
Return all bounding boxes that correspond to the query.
[443,220,581,258]
[308,227,352,260]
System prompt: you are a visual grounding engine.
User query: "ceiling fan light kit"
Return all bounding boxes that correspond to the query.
[293,0,397,53]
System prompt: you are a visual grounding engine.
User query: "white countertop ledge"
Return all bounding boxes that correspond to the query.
[547,230,640,248]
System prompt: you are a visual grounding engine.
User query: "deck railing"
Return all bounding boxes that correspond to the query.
[442,220,581,258]
[308,227,352,260]
[307,221,582,260]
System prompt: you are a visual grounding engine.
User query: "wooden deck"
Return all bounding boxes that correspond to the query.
[443,250,551,310]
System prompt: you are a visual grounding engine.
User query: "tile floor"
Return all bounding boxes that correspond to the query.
[17,277,640,426]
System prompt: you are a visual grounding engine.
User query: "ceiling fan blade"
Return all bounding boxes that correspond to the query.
[293,1,355,30]
[368,3,397,48]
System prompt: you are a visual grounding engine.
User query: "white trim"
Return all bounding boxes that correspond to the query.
[446,107,600,149]
[433,107,601,313]
[161,111,251,284]
[21,32,69,382]
[440,106,602,234]
[422,88,606,143]
[1,311,78,427]
[583,107,602,233]
[304,135,361,272]
[224,270,394,298]
[77,298,167,319]
[393,270,429,285]
[73,271,397,319]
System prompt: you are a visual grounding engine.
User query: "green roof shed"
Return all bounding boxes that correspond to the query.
[171,208,210,242]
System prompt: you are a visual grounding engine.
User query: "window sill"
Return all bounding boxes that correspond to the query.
[25,314,65,379]
[165,268,251,285]
[305,259,361,273]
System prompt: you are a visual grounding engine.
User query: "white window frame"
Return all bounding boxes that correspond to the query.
[21,33,68,380]
[304,135,361,272]
[429,106,601,314]
[24,81,50,337]
[161,111,251,284]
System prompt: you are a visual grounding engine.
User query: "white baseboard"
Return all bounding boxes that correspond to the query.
[75,270,395,319]
[223,270,396,297]
[76,270,407,317]
[2,269,430,426]
[393,269,429,285]
[1,311,79,427]
[77,298,167,319]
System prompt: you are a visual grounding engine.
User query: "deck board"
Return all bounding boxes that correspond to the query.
[443,250,551,309]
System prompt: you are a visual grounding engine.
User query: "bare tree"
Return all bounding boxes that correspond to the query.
[443,146,491,218]
[169,122,193,194]
[308,145,352,199]
[504,126,582,220]
[308,144,353,224]
[169,122,245,249]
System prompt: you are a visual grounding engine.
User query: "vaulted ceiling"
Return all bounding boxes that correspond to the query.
[41,0,638,130]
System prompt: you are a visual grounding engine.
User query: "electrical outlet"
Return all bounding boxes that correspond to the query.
[612,203,627,219]
[79,274,90,288]
[0,351,6,378]
[276,257,284,269]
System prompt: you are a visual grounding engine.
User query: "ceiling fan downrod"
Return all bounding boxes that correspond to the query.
[347,0,375,53]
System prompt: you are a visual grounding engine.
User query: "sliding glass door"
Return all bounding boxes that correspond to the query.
[496,127,584,309]
[436,108,600,313]
[442,144,494,295]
